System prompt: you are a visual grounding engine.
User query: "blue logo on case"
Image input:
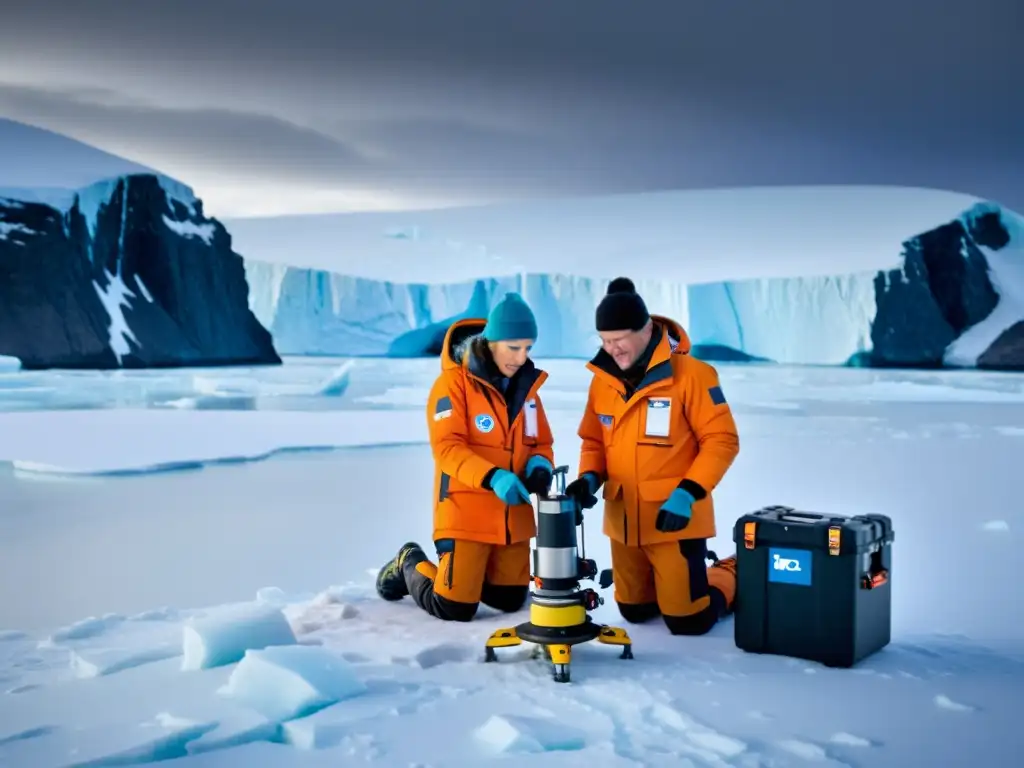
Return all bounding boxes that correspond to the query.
[768,547,812,586]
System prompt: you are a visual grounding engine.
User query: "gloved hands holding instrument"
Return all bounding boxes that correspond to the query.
[488,469,532,505]
[523,455,554,496]
[565,471,601,525]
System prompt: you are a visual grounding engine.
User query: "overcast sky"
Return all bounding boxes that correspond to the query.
[0,0,1020,217]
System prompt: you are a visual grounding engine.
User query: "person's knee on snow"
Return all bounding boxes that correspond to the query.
[481,583,528,613]
[378,537,532,623]
[391,540,482,622]
[661,550,738,635]
[706,554,737,614]
[662,606,718,636]
[617,601,660,624]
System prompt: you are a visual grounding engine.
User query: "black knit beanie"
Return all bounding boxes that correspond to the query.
[596,277,650,332]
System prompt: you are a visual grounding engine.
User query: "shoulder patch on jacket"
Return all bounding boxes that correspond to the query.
[434,395,453,420]
[708,385,727,405]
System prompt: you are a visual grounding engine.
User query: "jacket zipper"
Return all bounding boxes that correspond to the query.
[506,428,513,545]
[475,374,546,547]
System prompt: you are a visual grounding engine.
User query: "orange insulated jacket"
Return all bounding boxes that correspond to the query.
[577,316,739,545]
[426,318,555,546]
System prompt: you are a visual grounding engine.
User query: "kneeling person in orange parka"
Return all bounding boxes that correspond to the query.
[375,293,556,621]
[566,277,740,636]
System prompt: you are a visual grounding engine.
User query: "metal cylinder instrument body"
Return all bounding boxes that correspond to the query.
[484,465,635,682]
[516,466,602,645]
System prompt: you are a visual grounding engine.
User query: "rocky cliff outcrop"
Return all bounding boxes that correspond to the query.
[0,174,280,369]
[869,203,1022,369]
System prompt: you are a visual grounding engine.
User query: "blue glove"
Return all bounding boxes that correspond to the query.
[656,487,695,532]
[523,455,554,495]
[490,469,531,505]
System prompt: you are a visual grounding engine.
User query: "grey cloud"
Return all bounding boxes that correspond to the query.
[0,0,1020,211]
[0,83,379,185]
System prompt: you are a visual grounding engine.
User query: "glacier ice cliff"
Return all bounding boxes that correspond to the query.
[0,174,279,369]
[244,264,697,360]
[244,201,1024,369]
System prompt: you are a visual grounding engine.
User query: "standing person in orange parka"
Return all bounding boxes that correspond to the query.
[564,277,740,636]
[375,293,556,622]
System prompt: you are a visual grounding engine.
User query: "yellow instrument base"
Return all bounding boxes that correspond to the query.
[484,622,633,682]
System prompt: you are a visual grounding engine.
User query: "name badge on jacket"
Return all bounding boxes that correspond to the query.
[524,399,539,438]
[645,397,671,438]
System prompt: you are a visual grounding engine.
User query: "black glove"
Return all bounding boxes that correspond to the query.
[523,455,553,496]
[565,472,601,525]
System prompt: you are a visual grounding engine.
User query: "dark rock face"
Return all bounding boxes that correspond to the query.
[0,174,280,369]
[870,208,1004,368]
[977,321,1024,370]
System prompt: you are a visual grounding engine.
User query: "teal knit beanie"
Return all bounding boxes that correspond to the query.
[482,292,538,342]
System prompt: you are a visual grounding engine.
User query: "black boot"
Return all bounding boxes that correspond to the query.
[376,542,426,601]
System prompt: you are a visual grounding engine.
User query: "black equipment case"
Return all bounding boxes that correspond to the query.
[732,505,894,667]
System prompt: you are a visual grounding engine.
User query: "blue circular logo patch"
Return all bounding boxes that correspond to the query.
[474,414,495,433]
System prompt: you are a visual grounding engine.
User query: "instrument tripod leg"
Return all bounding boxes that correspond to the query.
[596,625,634,659]
[547,643,572,683]
[484,627,522,662]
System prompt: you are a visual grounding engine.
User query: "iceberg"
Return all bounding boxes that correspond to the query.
[243,202,1024,369]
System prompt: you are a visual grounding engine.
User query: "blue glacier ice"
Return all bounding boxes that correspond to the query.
[243,202,1024,368]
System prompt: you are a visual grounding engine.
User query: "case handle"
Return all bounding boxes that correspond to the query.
[778,512,825,523]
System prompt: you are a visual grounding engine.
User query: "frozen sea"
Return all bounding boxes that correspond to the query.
[0,355,1022,767]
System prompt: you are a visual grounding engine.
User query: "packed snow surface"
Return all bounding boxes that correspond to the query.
[0,357,1022,766]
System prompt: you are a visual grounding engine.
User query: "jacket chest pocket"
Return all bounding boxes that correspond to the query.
[637,395,674,446]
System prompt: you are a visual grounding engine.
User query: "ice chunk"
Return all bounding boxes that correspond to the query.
[0,718,218,767]
[316,360,354,397]
[218,644,367,722]
[0,630,27,641]
[181,605,296,671]
[70,644,180,678]
[255,587,289,608]
[0,355,21,371]
[281,696,405,751]
[130,607,178,621]
[42,613,124,646]
[473,714,587,754]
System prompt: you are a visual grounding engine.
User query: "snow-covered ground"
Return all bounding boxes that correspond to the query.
[0,357,1022,766]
